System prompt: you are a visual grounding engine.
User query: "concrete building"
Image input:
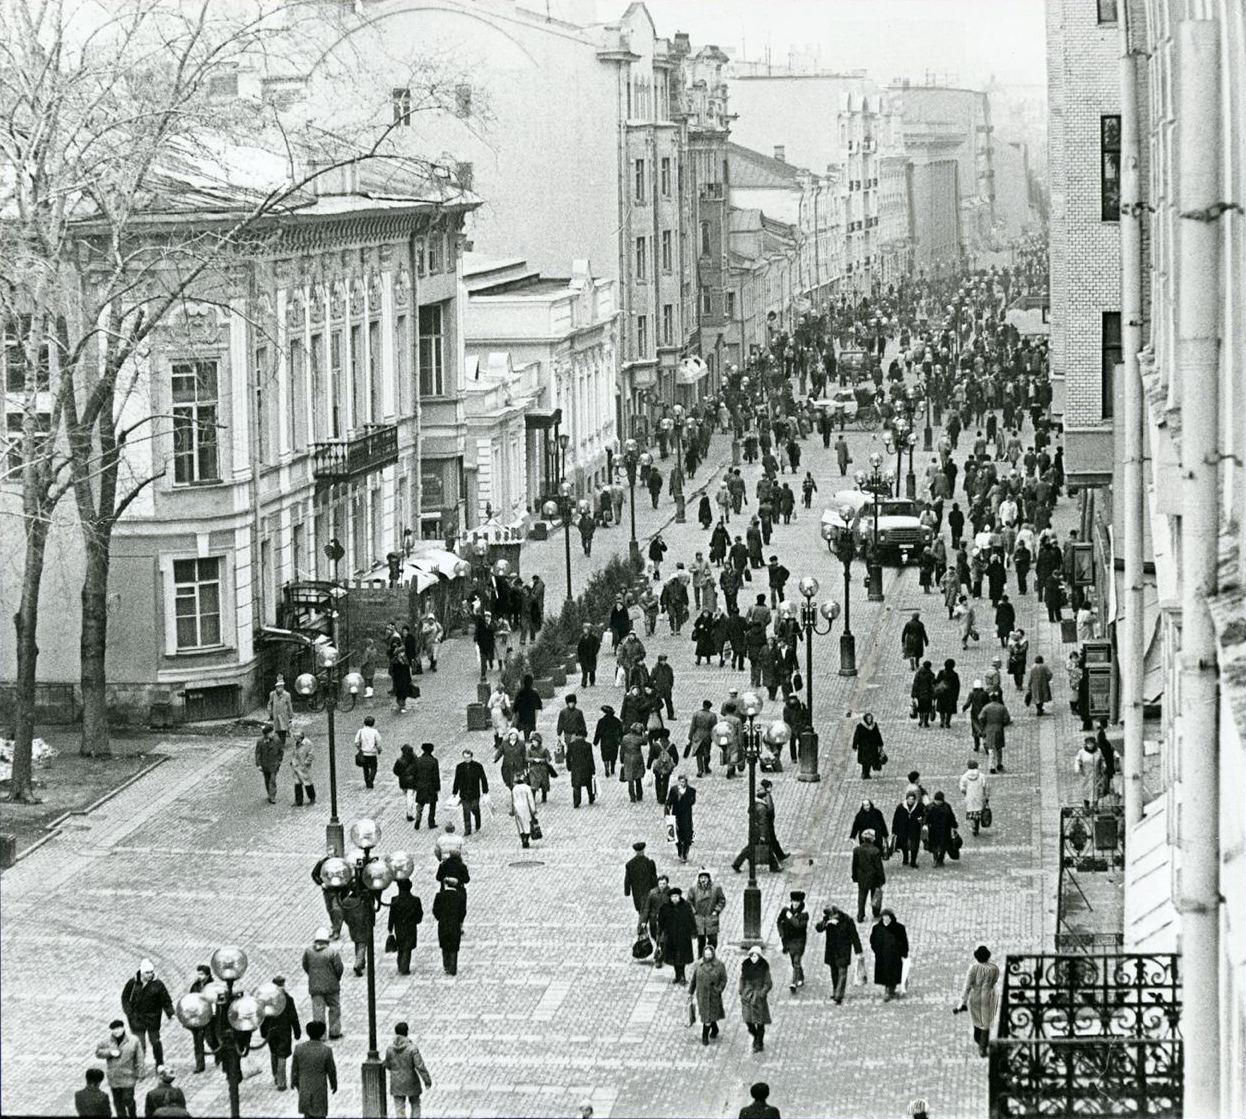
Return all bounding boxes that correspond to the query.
[890,80,997,251]
[0,158,477,723]
[903,138,964,275]
[724,208,797,368]
[1045,0,1246,1111]
[727,70,906,294]
[463,256,619,516]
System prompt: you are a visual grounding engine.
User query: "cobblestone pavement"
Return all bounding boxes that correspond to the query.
[1,366,1078,1119]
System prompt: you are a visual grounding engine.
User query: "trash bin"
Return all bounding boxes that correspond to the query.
[0,833,17,870]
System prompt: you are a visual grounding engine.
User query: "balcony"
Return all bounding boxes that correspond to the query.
[311,424,398,489]
[700,182,724,200]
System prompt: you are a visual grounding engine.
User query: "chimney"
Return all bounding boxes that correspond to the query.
[774,145,785,162]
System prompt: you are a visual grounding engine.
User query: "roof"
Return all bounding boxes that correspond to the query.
[727,142,809,184]
[728,208,764,233]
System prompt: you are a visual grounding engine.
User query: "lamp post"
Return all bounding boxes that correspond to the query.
[856,452,890,602]
[542,480,576,603]
[622,438,642,568]
[792,576,841,782]
[904,429,918,500]
[557,431,570,487]
[294,643,363,857]
[174,947,287,1119]
[670,404,686,523]
[920,379,933,451]
[317,818,417,1117]
[821,509,859,675]
[884,420,908,495]
[717,693,789,944]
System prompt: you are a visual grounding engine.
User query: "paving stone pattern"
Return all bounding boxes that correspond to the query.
[0,366,1079,1118]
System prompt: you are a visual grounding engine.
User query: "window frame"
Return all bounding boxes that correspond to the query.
[1100,115,1121,222]
[1101,311,1122,420]
[636,314,648,357]
[418,302,446,398]
[662,303,674,346]
[171,359,221,485]
[660,157,671,197]
[634,159,646,204]
[392,86,412,126]
[171,556,224,652]
[661,229,672,273]
[1096,0,1119,23]
[634,236,647,282]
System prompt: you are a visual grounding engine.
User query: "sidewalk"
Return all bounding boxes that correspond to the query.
[1,372,1071,1119]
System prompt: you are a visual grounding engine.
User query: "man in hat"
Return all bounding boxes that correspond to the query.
[556,694,588,751]
[412,743,441,830]
[594,704,623,776]
[260,975,301,1091]
[143,1067,187,1117]
[651,654,675,719]
[623,841,658,929]
[758,779,788,864]
[120,958,173,1073]
[657,885,696,984]
[432,877,467,976]
[739,1081,780,1119]
[577,623,601,687]
[643,874,672,966]
[815,904,864,1005]
[566,727,596,807]
[94,1020,142,1118]
[255,723,284,805]
[851,830,887,923]
[301,928,343,1040]
[777,891,810,993]
[268,676,294,743]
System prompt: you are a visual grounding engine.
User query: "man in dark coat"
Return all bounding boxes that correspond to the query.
[651,654,675,719]
[258,976,300,1090]
[120,959,174,1071]
[593,705,623,776]
[664,775,697,861]
[555,694,588,750]
[412,743,440,829]
[291,1020,337,1118]
[685,699,717,776]
[451,749,488,836]
[657,886,697,984]
[623,841,658,926]
[254,723,284,804]
[142,1068,186,1117]
[924,791,959,866]
[776,891,810,993]
[851,832,887,922]
[565,733,596,807]
[387,879,423,976]
[900,612,929,671]
[607,596,631,647]
[577,624,601,687]
[432,879,467,976]
[869,910,910,1001]
[994,594,1016,646]
[891,791,926,867]
[739,1081,781,1119]
[815,906,863,1004]
[74,1068,111,1117]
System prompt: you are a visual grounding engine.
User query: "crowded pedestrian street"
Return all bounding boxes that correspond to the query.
[1,253,1090,1118]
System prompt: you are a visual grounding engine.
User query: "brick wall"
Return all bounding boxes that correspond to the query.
[1047,0,1125,451]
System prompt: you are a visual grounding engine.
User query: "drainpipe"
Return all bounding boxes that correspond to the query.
[1175,19,1221,1115]
[409,231,423,537]
[1119,17,1145,830]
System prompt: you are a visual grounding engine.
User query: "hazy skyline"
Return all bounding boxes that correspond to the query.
[639,0,1047,91]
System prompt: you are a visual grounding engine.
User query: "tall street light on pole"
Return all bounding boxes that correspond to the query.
[669,404,686,522]
[790,576,841,783]
[174,947,287,1119]
[317,818,417,1117]
[856,453,890,602]
[821,511,859,676]
[542,480,576,603]
[294,641,361,857]
[904,428,918,500]
[622,438,643,568]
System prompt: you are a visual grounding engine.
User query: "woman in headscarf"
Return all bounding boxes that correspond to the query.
[688,943,728,1046]
[869,909,909,1001]
[738,946,773,1053]
[510,770,538,848]
[849,798,889,848]
[851,712,885,779]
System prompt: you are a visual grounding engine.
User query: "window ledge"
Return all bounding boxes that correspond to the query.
[171,479,226,490]
[169,644,233,657]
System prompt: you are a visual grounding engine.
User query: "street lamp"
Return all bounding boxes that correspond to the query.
[792,576,841,783]
[821,510,859,676]
[856,452,890,603]
[294,642,363,856]
[904,429,918,500]
[719,693,790,944]
[318,819,417,1117]
[919,380,933,451]
[557,431,570,484]
[622,438,642,568]
[174,947,287,1119]
[542,480,577,603]
[670,404,686,523]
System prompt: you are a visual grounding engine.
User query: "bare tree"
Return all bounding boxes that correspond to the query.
[1,0,474,790]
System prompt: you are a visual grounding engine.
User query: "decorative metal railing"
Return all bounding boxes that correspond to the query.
[311,424,398,487]
[990,954,1182,1119]
[1062,805,1125,871]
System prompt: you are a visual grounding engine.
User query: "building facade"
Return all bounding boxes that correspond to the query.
[0,172,477,723]
[724,208,797,368]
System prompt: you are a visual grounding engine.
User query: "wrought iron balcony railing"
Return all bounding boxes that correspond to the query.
[311,424,398,488]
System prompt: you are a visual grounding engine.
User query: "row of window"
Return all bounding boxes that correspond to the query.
[633,157,676,203]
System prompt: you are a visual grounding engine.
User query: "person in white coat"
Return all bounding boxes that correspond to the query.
[1074,738,1107,808]
[958,759,990,836]
[511,771,538,848]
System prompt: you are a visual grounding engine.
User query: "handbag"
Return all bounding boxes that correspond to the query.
[529,815,543,841]
[1024,691,1032,706]
[900,957,913,995]
[920,823,930,850]
[480,792,493,815]
[384,933,398,953]
[909,699,919,720]
[686,1000,697,1028]
[878,750,888,767]
[664,814,676,843]
[981,804,993,829]
[949,830,963,860]
[853,955,866,986]
[354,752,365,767]
[631,933,654,960]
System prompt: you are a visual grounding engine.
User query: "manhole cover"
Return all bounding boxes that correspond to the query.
[508,859,546,868]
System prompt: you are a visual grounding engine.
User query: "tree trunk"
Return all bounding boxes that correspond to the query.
[79,520,113,757]
[9,516,50,803]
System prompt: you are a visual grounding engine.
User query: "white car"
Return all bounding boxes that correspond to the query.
[815,389,858,422]
[820,490,871,537]
[855,497,933,563]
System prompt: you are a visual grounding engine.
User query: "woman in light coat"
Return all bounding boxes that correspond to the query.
[524,733,555,803]
[290,731,316,807]
[956,595,978,649]
[688,944,728,1046]
[1074,738,1107,807]
[511,771,538,848]
[957,944,1001,1056]
[738,947,773,1052]
[958,760,990,835]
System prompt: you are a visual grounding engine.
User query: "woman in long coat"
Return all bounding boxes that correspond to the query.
[851,713,885,779]
[738,948,773,1052]
[620,725,647,802]
[698,494,714,530]
[934,659,961,728]
[941,567,962,620]
[688,944,728,1045]
[524,733,555,803]
[1026,656,1054,715]
[911,661,936,727]
[709,521,730,565]
[849,798,889,847]
[387,879,423,976]
[869,909,909,1000]
[691,611,717,665]
[511,771,538,847]
[958,945,1001,1056]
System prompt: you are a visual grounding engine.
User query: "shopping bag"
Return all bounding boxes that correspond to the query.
[900,957,913,995]
[615,664,627,687]
[686,1000,697,1028]
[664,814,676,843]
[632,933,654,960]
[981,805,993,829]
[948,830,963,860]
[854,955,866,986]
[480,792,493,816]
[529,816,543,841]
[446,793,461,810]
[384,933,398,954]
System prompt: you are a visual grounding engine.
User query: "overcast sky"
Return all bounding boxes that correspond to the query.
[637,0,1047,91]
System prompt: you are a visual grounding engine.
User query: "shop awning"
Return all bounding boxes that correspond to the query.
[676,355,709,386]
[411,548,465,579]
